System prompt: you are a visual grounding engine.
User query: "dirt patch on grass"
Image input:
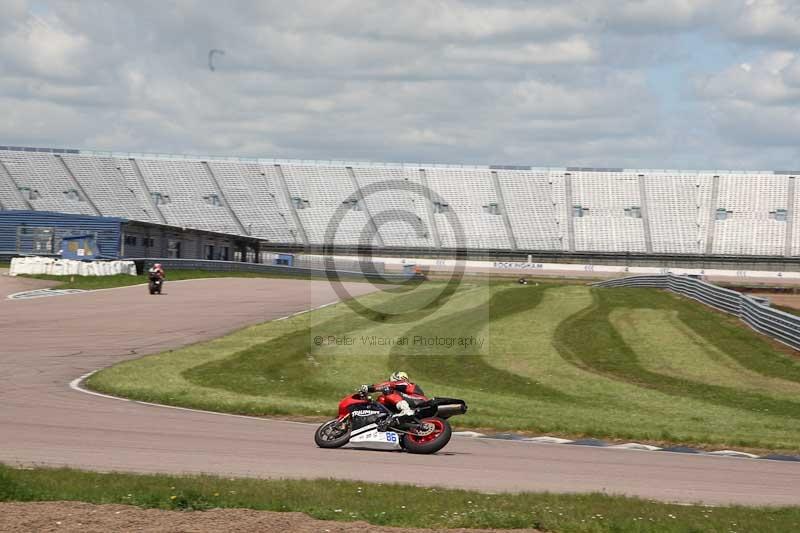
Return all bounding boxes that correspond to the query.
[0,501,540,532]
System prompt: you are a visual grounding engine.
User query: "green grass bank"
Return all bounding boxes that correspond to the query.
[1,464,798,532]
[88,280,800,452]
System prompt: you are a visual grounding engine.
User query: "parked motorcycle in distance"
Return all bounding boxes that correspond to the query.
[314,390,467,454]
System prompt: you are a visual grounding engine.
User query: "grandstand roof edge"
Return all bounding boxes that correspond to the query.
[0,144,793,175]
[0,209,128,223]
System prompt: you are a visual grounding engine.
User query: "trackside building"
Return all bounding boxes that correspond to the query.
[0,210,265,261]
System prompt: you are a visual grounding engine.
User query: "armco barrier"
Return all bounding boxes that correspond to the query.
[133,258,412,282]
[594,274,800,351]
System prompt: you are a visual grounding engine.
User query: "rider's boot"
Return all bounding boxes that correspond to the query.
[392,400,417,429]
[377,400,416,431]
[376,413,393,432]
[395,400,415,418]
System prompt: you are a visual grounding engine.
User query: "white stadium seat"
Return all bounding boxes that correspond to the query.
[0,148,797,257]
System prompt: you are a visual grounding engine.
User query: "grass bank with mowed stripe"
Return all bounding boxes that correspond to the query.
[2,464,799,532]
[88,280,800,452]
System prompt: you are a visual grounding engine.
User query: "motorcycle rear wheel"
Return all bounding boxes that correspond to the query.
[402,417,452,454]
[314,418,351,448]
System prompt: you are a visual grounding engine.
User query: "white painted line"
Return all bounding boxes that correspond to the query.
[609,443,663,451]
[67,297,346,427]
[8,288,87,300]
[69,370,317,426]
[707,450,760,458]
[526,436,574,444]
[453,431,486,438]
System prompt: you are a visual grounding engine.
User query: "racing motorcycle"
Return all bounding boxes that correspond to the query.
[314,390,467,454]
[148,273,163,295]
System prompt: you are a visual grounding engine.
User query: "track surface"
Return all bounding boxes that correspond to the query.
[1,276,799,506]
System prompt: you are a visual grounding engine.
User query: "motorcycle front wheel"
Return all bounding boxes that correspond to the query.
[314,418,351,448]
[402,417,452,454]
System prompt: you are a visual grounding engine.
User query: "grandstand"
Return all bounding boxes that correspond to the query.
[0,146,798,258]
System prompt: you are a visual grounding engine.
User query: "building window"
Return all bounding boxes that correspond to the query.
[433,201,450,214]
[292,197,310,209]
[167,239,181,258]
[143,237,155,248]
[203,194,222,206]
[341,198,361,211]
[770,209,788,222]
[483,202,501,215]
[624,206,642,219]
[151,192,171,205]
[16,227,54,254]
[63,189,83,201]
[715,208,732,221]
[18,187,41,200]
[124,235,138,246]
[220,246,229,261]
[572,205,589,217]
[204,244,215,260]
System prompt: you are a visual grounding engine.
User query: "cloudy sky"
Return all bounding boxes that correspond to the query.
[2,0,800,170]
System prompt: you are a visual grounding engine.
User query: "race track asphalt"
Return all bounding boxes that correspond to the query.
[1,275,798,506]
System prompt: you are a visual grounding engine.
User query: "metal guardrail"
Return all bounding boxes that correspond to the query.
[594,274,800,351]
[288,254,386,274]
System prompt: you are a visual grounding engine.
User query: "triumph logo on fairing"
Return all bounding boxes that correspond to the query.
[352,410,382,417]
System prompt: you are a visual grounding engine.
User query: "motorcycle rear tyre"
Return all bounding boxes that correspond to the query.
[402,417,452,454]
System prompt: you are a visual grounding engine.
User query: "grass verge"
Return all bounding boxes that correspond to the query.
[88,281,800,452]
[1,464,798,532]
[19,269,328,290]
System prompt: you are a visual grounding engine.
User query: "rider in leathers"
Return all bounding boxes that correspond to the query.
[148,263,165,280]
[360,371,425,420]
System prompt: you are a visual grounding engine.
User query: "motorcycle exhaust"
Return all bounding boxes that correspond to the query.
[436,403,467,418]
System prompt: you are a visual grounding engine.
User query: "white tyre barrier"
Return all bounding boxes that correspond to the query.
[9,257,136,277]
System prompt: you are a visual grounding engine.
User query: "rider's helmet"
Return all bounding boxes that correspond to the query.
[154,263,162,270]
[390,371,409,382]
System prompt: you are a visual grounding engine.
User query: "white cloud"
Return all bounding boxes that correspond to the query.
[607,0,724,32]
[693,49,800,153]
[695,51,800,105]
[443,37,596,65]
[0,0,799,171]
[1,11,90,80]
[727,0,800,45]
